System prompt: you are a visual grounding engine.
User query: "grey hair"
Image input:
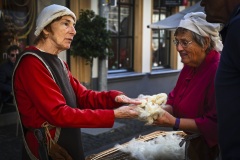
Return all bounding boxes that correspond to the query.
[174,27,215,54]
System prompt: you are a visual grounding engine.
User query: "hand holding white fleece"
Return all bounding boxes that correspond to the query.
[136,93,167,124]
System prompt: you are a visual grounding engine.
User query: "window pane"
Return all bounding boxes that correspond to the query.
[152,29,169,67]
[108,38,119,70]
[108,0,134,71]
[119,38,133,68]
[109,38,133,69]
[152,1,170,69]
[0,1,31,62]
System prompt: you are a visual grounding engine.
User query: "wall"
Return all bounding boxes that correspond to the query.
[107,71,180,98]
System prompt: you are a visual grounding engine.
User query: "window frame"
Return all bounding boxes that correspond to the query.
[107,0,135,73]
[151,3,172,70]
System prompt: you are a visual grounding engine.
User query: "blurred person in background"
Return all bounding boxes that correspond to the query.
[0,45,20,105]
[201,0,240,159]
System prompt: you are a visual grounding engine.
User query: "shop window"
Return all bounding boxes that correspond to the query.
[152,4,171,69]
[107,0,134,71]
[0,0,69,63]
[0,0,34,62]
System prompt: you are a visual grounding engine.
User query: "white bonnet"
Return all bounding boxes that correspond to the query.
[34,4,76,36]
[178,12,223,52]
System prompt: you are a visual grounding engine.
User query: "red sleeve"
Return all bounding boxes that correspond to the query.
[166,89,175,106]
[194,58,219,147]
[166,67,186,107]
[14,55,120,128]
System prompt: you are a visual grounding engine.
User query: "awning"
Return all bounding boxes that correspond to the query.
[148,2,204,30]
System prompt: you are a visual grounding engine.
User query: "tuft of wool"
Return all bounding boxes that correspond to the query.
[116,132,185,160]
[136,93,167,124]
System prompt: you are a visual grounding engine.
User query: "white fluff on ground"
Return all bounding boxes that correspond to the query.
[116,132,185,160]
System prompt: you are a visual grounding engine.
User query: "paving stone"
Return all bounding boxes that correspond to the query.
[0,118,171,159]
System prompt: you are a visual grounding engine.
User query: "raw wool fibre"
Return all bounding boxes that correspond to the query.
[136,93,167,124]
[116,132,185,160]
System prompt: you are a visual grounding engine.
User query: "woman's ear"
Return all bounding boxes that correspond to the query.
[203,37,210,50]
[42,29,49,38]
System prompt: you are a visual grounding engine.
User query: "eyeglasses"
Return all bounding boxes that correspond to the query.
[10,54,18,57]
[173,39,193,48]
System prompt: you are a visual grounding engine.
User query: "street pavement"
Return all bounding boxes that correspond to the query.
[0,117,171,160]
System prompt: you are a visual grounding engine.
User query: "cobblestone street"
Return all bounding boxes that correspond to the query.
[0,118,171,159]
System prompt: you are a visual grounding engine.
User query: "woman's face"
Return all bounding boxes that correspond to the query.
[174,31,206,67]
[44,15,76,51]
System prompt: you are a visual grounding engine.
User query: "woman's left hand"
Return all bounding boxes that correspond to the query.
[115,95,142,105]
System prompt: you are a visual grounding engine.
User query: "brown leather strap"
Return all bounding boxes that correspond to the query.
[27,126,56,132]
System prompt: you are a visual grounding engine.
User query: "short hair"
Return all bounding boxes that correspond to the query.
[7,45,20,55]
[174,27,215,54]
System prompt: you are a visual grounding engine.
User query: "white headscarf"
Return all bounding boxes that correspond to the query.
[34,4,76,36]
[178,12,223,52]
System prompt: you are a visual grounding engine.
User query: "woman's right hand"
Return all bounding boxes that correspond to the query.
[153,111,175,127]
[114,105,139,119]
